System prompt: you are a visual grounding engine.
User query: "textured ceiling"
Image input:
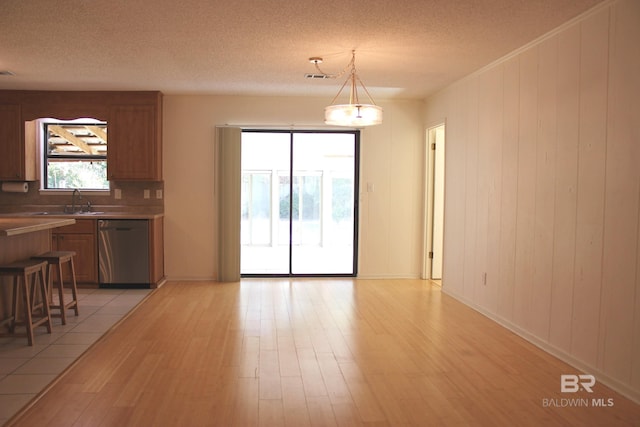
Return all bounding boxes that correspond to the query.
[0,0,605,99]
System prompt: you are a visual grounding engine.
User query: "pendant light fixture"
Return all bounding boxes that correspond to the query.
[308,50,383,127]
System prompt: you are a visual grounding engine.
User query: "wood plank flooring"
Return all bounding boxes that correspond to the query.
[8,279,640,426]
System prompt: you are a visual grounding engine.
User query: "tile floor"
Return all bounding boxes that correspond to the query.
[0,287,152,425]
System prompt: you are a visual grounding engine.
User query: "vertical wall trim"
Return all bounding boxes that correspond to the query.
[596,6,612,372]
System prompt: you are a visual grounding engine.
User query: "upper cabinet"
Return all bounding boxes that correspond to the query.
[109,93,162,181]
[0,90,163,182]
[0,103,36,181]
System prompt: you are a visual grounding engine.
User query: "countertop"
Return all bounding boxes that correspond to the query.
[0,217,76,237]
[0,211,164,220]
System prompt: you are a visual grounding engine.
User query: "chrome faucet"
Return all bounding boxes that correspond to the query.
[71,188,82,213]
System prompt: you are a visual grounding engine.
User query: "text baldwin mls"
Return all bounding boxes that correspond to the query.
[542,374,615,408]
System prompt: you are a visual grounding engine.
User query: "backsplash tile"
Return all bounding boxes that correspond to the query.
[0,181,164,213]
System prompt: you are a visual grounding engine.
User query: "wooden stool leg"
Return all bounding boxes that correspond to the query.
[29,276,37,312]
[10,277,19,334]
[22,272,35,346]
[68,257,79,316]
[55,260,67,325]
[46,263,54,304]
[38,265,53,334]
[29,268,46,315]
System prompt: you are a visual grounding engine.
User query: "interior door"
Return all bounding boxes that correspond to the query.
[431,126,445,279]
[425,124,445,280]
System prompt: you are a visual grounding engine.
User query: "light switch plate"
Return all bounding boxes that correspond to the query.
[114,188,122,199]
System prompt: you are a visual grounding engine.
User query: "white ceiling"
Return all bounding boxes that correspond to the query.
[0,0,605,100]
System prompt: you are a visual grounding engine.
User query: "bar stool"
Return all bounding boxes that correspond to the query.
[32,251,79,325]
[0,259,52,346]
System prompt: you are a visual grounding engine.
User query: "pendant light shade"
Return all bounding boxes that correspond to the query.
[312,50,382,127]
[325,103,383,127]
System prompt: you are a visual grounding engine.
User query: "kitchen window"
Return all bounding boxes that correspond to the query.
[42,119,109,190]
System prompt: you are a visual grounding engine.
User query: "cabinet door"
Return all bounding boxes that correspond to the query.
[53,233,98,283]
[108,104,161,180]
[0,104,24,180]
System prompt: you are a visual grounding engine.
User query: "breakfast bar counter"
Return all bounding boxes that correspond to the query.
[0,217,76,319]
[1,217,75,262]
[0,217,76,238]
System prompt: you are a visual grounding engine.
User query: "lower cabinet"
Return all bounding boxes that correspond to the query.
[50,217,164,287]
[52,219,98,284]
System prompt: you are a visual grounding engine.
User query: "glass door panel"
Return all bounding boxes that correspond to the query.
[240,132,290,274]
[291,133,356,275]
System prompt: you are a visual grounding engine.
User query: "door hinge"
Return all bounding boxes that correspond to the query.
[428,251,434,259]
[431,143,436,150]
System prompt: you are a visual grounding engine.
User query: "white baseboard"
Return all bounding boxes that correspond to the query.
[442,288,640,405]
[355,274,423,279]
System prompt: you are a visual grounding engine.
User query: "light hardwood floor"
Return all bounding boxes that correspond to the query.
[8,279,640,426]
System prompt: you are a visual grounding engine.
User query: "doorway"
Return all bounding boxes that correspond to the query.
[240,130,359,276]
[424,124,445,280]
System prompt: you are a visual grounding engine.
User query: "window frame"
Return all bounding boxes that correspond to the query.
[240,129,360,277]
[42,120,109,191]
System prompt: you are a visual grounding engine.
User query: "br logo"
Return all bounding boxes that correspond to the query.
[560,374,596,393]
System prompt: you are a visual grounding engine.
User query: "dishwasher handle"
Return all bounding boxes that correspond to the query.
[98,220,147,233]
[100,227,134,231]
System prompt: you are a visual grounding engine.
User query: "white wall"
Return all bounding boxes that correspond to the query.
[424,0,640,402]
[163,95,425,280]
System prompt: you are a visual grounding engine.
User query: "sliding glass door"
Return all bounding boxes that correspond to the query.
[241,130,359,276]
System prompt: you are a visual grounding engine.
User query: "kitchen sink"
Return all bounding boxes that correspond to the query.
[31,211,104,216]
[31,211,66,215]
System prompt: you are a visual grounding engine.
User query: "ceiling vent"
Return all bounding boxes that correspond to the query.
[305,73,332,79]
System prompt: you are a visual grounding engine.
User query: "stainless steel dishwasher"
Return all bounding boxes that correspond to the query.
[98,219,150,287]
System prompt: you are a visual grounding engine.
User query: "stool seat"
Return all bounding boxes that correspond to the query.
[32,251,76,263]
[0,259,52,346]
[32,250,79,325]
[0,259,48,274]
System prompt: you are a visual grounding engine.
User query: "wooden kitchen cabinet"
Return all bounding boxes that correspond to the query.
[0,104,36,181]
[108,93,163,181]
[0,90,163,182]
[52,219,98,284]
